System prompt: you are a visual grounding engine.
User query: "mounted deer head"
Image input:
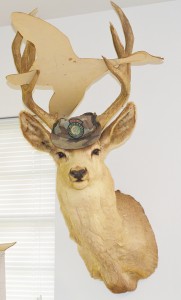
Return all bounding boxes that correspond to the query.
[7,2,163,293]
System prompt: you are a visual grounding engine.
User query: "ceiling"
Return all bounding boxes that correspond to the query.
[0,0,174,27]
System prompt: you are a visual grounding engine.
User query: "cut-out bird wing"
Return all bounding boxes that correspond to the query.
[7,12,109,117]
[11,12,77,59]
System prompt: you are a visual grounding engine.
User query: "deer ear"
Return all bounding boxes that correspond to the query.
[100,103,136,153]
[20,111,56,153]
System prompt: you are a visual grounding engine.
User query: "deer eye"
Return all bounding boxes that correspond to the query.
[57,151,66,159]
[91,148,101,156]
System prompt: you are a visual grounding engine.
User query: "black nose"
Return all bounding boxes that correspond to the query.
[70,168,87,180]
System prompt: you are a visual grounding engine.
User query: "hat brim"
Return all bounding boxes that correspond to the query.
[51,129,101,150]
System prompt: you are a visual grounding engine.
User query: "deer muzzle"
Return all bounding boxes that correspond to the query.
[69,167,88,182]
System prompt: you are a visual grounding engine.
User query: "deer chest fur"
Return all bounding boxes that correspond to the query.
[56,179,126,253]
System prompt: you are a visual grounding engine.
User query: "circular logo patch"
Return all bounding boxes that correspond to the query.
[68,119,84,139]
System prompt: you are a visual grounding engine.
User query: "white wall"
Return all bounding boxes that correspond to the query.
[1,0,181,299]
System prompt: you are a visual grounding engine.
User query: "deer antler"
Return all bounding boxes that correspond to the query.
[12,9,37,73]
[96,3,134,129]
[11,10,58,129]
[97,2,162,129]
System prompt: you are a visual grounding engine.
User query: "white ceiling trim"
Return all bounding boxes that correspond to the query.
[0,0,174,27]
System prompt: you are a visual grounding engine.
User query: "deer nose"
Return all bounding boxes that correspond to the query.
[69,168,87,181]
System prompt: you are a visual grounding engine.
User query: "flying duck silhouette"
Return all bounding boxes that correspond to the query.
[7,3,163,117]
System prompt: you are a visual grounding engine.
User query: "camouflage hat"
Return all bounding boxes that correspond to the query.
[50,113,102,150]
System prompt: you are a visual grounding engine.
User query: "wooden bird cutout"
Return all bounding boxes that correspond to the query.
[0,242,16,251]
[7,3,163,117]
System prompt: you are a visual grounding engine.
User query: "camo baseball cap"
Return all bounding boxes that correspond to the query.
[50,112,102,150]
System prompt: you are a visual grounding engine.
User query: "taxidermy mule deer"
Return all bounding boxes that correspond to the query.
[8,2,163,293]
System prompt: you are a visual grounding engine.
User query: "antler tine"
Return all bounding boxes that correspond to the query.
[110,22,125,58]
[12,26,58,129]
[12,32,23,73]
[21,40,36,73]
